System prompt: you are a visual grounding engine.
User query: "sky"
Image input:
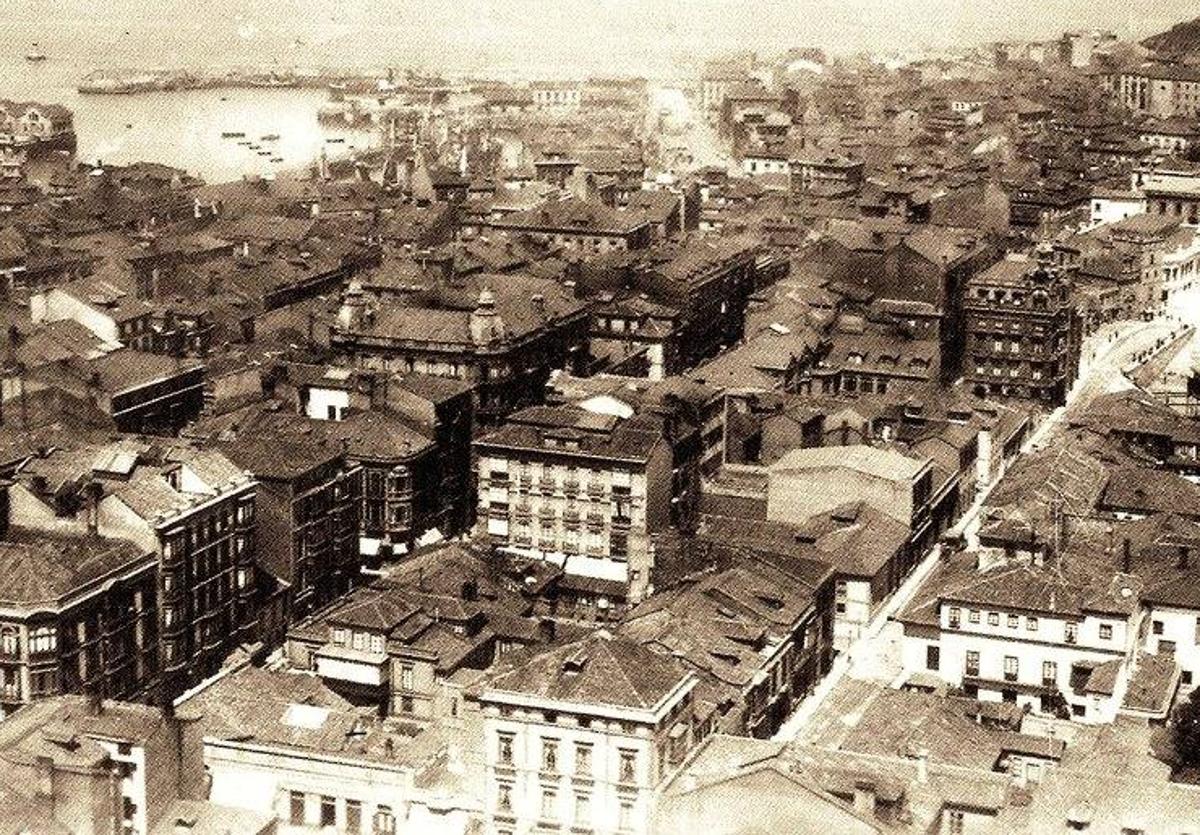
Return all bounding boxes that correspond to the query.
[2,0,1198,75]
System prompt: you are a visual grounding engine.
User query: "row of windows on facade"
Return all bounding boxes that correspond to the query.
[490,466,637,491]
[974,363,1052,380]
[932,644,1062,684]
[161,503,254,557]
[497,734,639,782]
[364,471,413,496]
[973,286,1053,308]
[0,626,58,655]
[162,565,252,597]
[947,606,1103,643]
[494,783,636,831]
[289,791,395,834]
[504,525,630,557]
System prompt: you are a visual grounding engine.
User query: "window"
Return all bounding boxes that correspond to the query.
[0,629,17,655]
[541,788,557,821]
[947,809,965,835]
[1099,624,1113,640]
[574,793,591,824]
[987,612,1000,627]
[320,796,336,827]
[400,664,414,691]
[1042,660,1057,685]
[496,782,513,812]
[1004,656,1018,682]
[619,749,637,783]
[968,609,980,624]
[1152,620,1164,636]
[926,644,940,671]
[497,732,514,765]
[1007,613,1018,629]
[618,799,634,832]
[1027,617,1038,631]
[966,650,980,676]
[575,743,592,775]
[369,634,384,654]
[346,800,362,833]
[289,791,305,826]
[29,626,57,654]
[1065,622,1078,644]
[542,738,558,773]
[373,806,396,835]
[948,607,961,628]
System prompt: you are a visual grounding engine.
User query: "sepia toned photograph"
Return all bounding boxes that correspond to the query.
[0,1,1198,832]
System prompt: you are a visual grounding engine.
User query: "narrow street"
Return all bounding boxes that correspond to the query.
[773,307,1198,743]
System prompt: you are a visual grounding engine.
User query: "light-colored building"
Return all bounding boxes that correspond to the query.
[475,405,675,608]
[898,514,1199,724]
[1088,188,1145,229]
[180,663,480,835]
[0,695,180,835]
[766,444,933,531]
[477,631,702,835]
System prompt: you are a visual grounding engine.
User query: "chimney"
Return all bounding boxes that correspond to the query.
[1180,546,1190,570]
[852,780,876,817]
[538,618,557,644]
[1121,537,1131,574]
[85,687,103,716]
[34,755,54,799]
[85,480,103,534]
[915,747,929,783]
[530,293,546,318]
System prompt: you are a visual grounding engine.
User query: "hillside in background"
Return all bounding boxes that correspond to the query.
[1142,16,1200,60]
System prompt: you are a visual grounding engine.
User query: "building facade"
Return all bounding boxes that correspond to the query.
[964,253,1082,405]
[478,632,702,835]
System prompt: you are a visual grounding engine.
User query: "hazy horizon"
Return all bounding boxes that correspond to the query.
[1,0,1198,78]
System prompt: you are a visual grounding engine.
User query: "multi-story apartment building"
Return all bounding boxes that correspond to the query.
[1080,213,1200,312]
[331,274,590,427]
[478,631,702,835]
[0,529,158,716]
[475,405,674,611]
[964,252,1082,405]
[220,436,361,626]
[10,441,259,699]
[548,373,727,528]
[1103,63,1200,119]
[899,541,1141,723]
[788,153,865,198]
[898,513,1200,724]
[283,543,543,721]
[589,237,760,380]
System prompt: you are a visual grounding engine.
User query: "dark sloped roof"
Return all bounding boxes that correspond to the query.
[485,631,687,711]
[0,528,152,608]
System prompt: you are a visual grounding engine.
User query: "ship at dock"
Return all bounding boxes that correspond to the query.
[0,100,76,156]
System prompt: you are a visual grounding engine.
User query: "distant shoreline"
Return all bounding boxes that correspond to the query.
[77,67,391,95]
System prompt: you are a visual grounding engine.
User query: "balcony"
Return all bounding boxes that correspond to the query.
[314,643,389,687]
